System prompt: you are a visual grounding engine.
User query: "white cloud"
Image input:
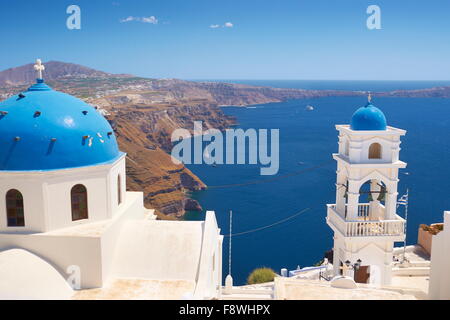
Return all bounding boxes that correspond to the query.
[120,16,158,24]
[120,16,135,23]
[210,22,234,29]
[141,16,158,24]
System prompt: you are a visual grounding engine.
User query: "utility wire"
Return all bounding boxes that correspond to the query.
[224,207,311,237]
[207,161,333,189]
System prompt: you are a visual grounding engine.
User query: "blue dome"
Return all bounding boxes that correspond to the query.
[350,103,387,131]
[0,79,122,171]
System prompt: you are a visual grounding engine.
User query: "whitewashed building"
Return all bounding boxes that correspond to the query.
[326,95,407,286]
[0,61,223,300]
[428,211,450,299]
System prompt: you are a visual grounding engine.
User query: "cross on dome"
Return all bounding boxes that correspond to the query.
[367,92,372,103]
[34,59,45,79]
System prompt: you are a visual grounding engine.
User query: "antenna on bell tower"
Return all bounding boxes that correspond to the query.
[34,59,45,80]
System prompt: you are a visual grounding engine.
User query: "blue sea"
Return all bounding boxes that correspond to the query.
[184,80,450,285]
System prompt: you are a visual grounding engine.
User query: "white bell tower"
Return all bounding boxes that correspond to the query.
[326,95,407,286]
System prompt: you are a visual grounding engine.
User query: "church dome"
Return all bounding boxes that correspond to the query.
[0,79,122,171]
[350,101,387,131]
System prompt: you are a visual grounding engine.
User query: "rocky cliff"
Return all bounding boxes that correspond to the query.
[125,78,365,106]
[96,94,234,219]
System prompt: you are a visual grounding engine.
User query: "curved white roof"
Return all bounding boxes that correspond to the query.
[0,249,73,299]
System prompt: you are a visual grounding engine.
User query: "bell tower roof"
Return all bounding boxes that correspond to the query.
[350,94,387,131]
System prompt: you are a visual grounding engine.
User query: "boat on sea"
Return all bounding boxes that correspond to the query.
[305,105,314,111]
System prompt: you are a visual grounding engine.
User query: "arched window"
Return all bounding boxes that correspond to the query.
[71,184,88,221]
[344,140,349,156]
[6,189,25,227]
[117,174,122,205]
[368,143,382,159]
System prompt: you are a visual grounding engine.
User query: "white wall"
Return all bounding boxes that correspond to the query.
[333,231,395,285]
[349,242,392,286]
[111,220,204,280]
[108,210,223,299]
[0,174,46,232]
[193,211,223,299]
[0,190,144,289]
[106,157,126,218]
[100,192,144,284]
[336,126,405,165]
[45,169,110,230]
[429,211,450,300]
[0,155,126,233]
[0,233,102,288]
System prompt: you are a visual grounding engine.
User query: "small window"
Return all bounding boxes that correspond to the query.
[117,175,122,205]
[71,184,88,221]
[6,189,25,227]
[368,143,382,159]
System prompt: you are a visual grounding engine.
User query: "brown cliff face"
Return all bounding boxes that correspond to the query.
[102,98,234,219]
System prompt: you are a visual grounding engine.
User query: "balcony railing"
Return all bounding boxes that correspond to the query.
[327,204,405,237]
[357,203,370,218]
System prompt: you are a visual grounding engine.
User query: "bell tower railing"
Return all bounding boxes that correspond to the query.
[327,204,405,238]
[357,203,370,218]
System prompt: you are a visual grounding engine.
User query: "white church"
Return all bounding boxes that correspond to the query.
[326,94,407,286]
[0,60,223,299]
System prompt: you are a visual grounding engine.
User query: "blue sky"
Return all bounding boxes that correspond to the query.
[1,0,450,80]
